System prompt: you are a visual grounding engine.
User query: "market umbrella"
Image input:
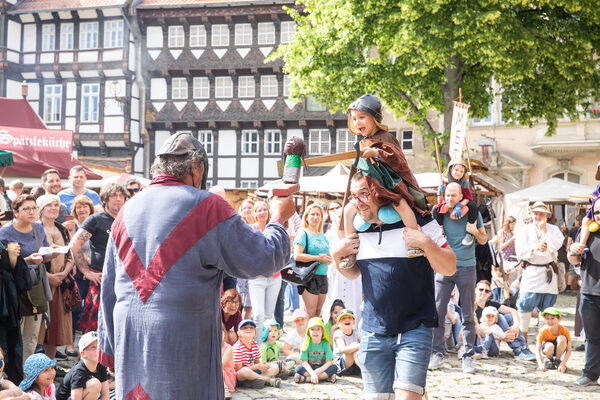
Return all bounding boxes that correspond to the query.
[0,150,14,167]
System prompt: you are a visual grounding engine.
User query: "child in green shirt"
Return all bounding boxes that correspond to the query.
[294,317,338,384]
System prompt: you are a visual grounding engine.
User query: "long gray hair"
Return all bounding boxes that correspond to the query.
[150,150,207,186]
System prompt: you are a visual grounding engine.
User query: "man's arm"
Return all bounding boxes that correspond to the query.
[70,228,102,285]
[331,234,361,280]
[466,223,488,245]
[405,226,456,276]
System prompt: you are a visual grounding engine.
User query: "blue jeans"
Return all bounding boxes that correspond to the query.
[433,266,477,358]
[452,304,464,347]
[580,293,600,380]
[358,324,432,397]
[285,281,300,312]
[274,281,287,327]
[497,314,527,354]
[475,333,500,356]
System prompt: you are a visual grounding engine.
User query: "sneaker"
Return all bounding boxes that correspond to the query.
[461,234,474,246]
[224,383,232,400]
[575,375,598,386]
[544,358,556,370]
[339,254,356,270]
[462,356,475,374]
[241,379,265,389]
[407,247,425,258]
[266,377,281,388]
[514,348,536,361]
[54,350,68,360]
[34,344,45,354]
[428,353,444,370]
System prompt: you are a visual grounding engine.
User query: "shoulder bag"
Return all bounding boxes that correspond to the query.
[281,231,320,285]
[19,226,52,316]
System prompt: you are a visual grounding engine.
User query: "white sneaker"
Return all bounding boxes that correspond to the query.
[428,353,444,370]
[462,234,474,246]
[462,356,475,374]
[224,383,232,399]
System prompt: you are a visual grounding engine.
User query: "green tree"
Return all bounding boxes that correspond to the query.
[272,0,600,158]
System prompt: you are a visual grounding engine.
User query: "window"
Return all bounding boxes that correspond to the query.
[168,26,184,48]
[211,24,229,47]
[198,130,213,155]
[44,85,62,123]
[215,77,233,98]
[401,130,413,152]
[283,75,290,98]
[234,24,252,46]
[552,172,580,184]
[257,22,275,45]
[80,22,98,50]
[336,129,354,153]
[238,76,255,98]
[172,78,188,99]
[309,129,330,155]
[264,129,282,155]
[306,96,326,111]
[260,75,277,97]
[104,20,124,48]
[472,101,493,125]
[193,77,209,99]
[241,129,259,155]
[280,21,296,44]
[81,84,99,122]
[240,181,258,189]
[60,23,73,50]
[190,25,207,47]
[42,24,55,51]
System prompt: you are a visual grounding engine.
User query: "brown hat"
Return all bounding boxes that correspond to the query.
[530,201,552,215]
[596,161,600,181]
[157,132,203,156]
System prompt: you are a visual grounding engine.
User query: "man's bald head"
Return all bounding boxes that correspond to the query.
[444,182,463,208]
[209,185,226,199]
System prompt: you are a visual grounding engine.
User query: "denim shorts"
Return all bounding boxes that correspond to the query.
[516,291,557,313]
[358,324,432,398]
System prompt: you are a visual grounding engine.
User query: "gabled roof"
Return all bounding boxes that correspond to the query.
[9,0,128,13]
[136,0,292,8]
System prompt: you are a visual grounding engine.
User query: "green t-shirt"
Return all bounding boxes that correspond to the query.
[300,340,333,368]
[259,342,281,363]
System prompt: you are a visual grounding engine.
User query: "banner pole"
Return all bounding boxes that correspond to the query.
[434,137,443,183]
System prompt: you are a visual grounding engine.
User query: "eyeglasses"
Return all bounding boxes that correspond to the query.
[19,207,37,213]
[594,211,600,216]
[226,300,240,305]
[477,288,491,293]
[348,192,371,204]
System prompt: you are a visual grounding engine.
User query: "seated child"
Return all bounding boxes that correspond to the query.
[475,307,505,358]
[434,159,479,246]
[0,347,31,400]
[56,332,109,400]
[324,299,345,341]
[221,326,235,400]
[536,307,571,373]
[341,94,429,267]
[233,320,281,389]
[332,310,361,376]
[294,317,338,384]
[260,319,291,379]
[282,309,308,365]
[19,354,56,400]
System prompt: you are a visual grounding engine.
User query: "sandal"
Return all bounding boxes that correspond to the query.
[327,374,337,383]
[266,377,281,388]
[294,373,308,383]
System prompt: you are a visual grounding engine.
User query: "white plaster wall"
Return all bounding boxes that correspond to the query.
[263,158,280,178]
[65,117,76,131]
[77,10,98,19]
[19,14,34,23]
[38,12,52,20]
[217,158,236,178]
[5,80,21,99]
[131,98,139,120]
[79,124,100,133]
[7,20,22,52]
[23,24,36,52]
[129,42,135,71]
[147,26,163,48]
[7,51,19,63]
[104,116,124,133]
[59,53,74,63]
[132,81,139,98]
[154,130,171,156]
[78,51,98,62]
[218,130,237,156]
[40,53,54,64]
[240,158,259,178]
[287,129,303,139]
[66,82,77,99]
[23,55,36,64]
[150,78,167,100]
[26,82,39,100]
[130,120,140,143]
[133,148,144,174]
[66,100,76,117]
[103,49,123,61]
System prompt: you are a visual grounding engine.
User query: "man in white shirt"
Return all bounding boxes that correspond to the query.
[515,201,565,340]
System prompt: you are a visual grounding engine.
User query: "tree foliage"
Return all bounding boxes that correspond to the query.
[272,0,600,147]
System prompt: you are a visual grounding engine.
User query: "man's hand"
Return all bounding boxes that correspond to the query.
[331,234,360,264]
[47,273,63,287]
[24,253,43,264]
[504,331,516,342]
[269,195,295,223]
[465,222,479,236]
[536,242,548,253]
[85,270,102,285]
[62,219,76,231]
[404,225,433,251]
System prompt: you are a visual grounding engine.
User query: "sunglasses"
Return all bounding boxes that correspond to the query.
[0,359,3,369]
[329,206,341,211]
[477,288,491,293]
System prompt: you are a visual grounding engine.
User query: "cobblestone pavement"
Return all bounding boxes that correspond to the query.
[233,292,600,399]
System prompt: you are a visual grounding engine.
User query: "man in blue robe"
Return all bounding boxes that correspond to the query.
[97,133,294,399]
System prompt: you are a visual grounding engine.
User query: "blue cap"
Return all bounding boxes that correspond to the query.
[19,354,56,391]
[238,319,256,331]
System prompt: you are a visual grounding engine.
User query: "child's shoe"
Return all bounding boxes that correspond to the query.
[339,254,357,270]
[377,204,401,224]
[407,247,424,258]
[224,383,232,399]
[353,214,371,232]
[544,357,556,370]
[266,377,282,388]
[462,234,474,246]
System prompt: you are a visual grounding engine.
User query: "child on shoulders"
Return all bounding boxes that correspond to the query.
[536,307,571,373]
[19,354,56,400]
[332,310,361,376]
[233,320,281,389]
[282,309,308,365]
[295,317,338,384]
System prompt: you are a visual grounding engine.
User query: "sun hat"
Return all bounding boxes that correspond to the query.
[79,331,99,352]
[480,306,498,323]
[530,201,552,215]
[302,317,331,351]
[541,307,562,318]
[292,308,308,322]
[36,194,60,213]
[261,318,281,342]
[238,319,256,331]
[336,309,355,322]
[19,353,56,391]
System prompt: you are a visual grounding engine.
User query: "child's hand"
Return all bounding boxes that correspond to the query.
[310,372,319,384]
[362,147,379,160]
[537,365,547,372]
[557,363,567,373]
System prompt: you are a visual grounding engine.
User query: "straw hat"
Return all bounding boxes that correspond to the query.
[529,201,552,215]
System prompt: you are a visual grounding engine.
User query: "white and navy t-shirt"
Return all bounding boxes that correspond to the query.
[356,214,448,336]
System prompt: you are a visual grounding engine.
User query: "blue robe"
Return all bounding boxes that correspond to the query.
[97,181,290,399]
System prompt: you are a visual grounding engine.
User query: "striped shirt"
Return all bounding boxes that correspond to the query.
[233,340,261,367]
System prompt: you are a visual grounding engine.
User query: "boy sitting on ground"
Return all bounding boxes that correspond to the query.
[535,307,571,373]
[332,310,361,376]
[295,317,338,384]
[259,319,291,379]
[233,320,281,389]
[56,332,110,400]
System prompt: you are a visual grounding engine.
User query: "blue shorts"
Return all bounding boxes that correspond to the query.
[358,324,432,398]
[516,292,557,313]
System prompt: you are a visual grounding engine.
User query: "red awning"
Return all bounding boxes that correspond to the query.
[2,150,101,179]
[0,99,46,129]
